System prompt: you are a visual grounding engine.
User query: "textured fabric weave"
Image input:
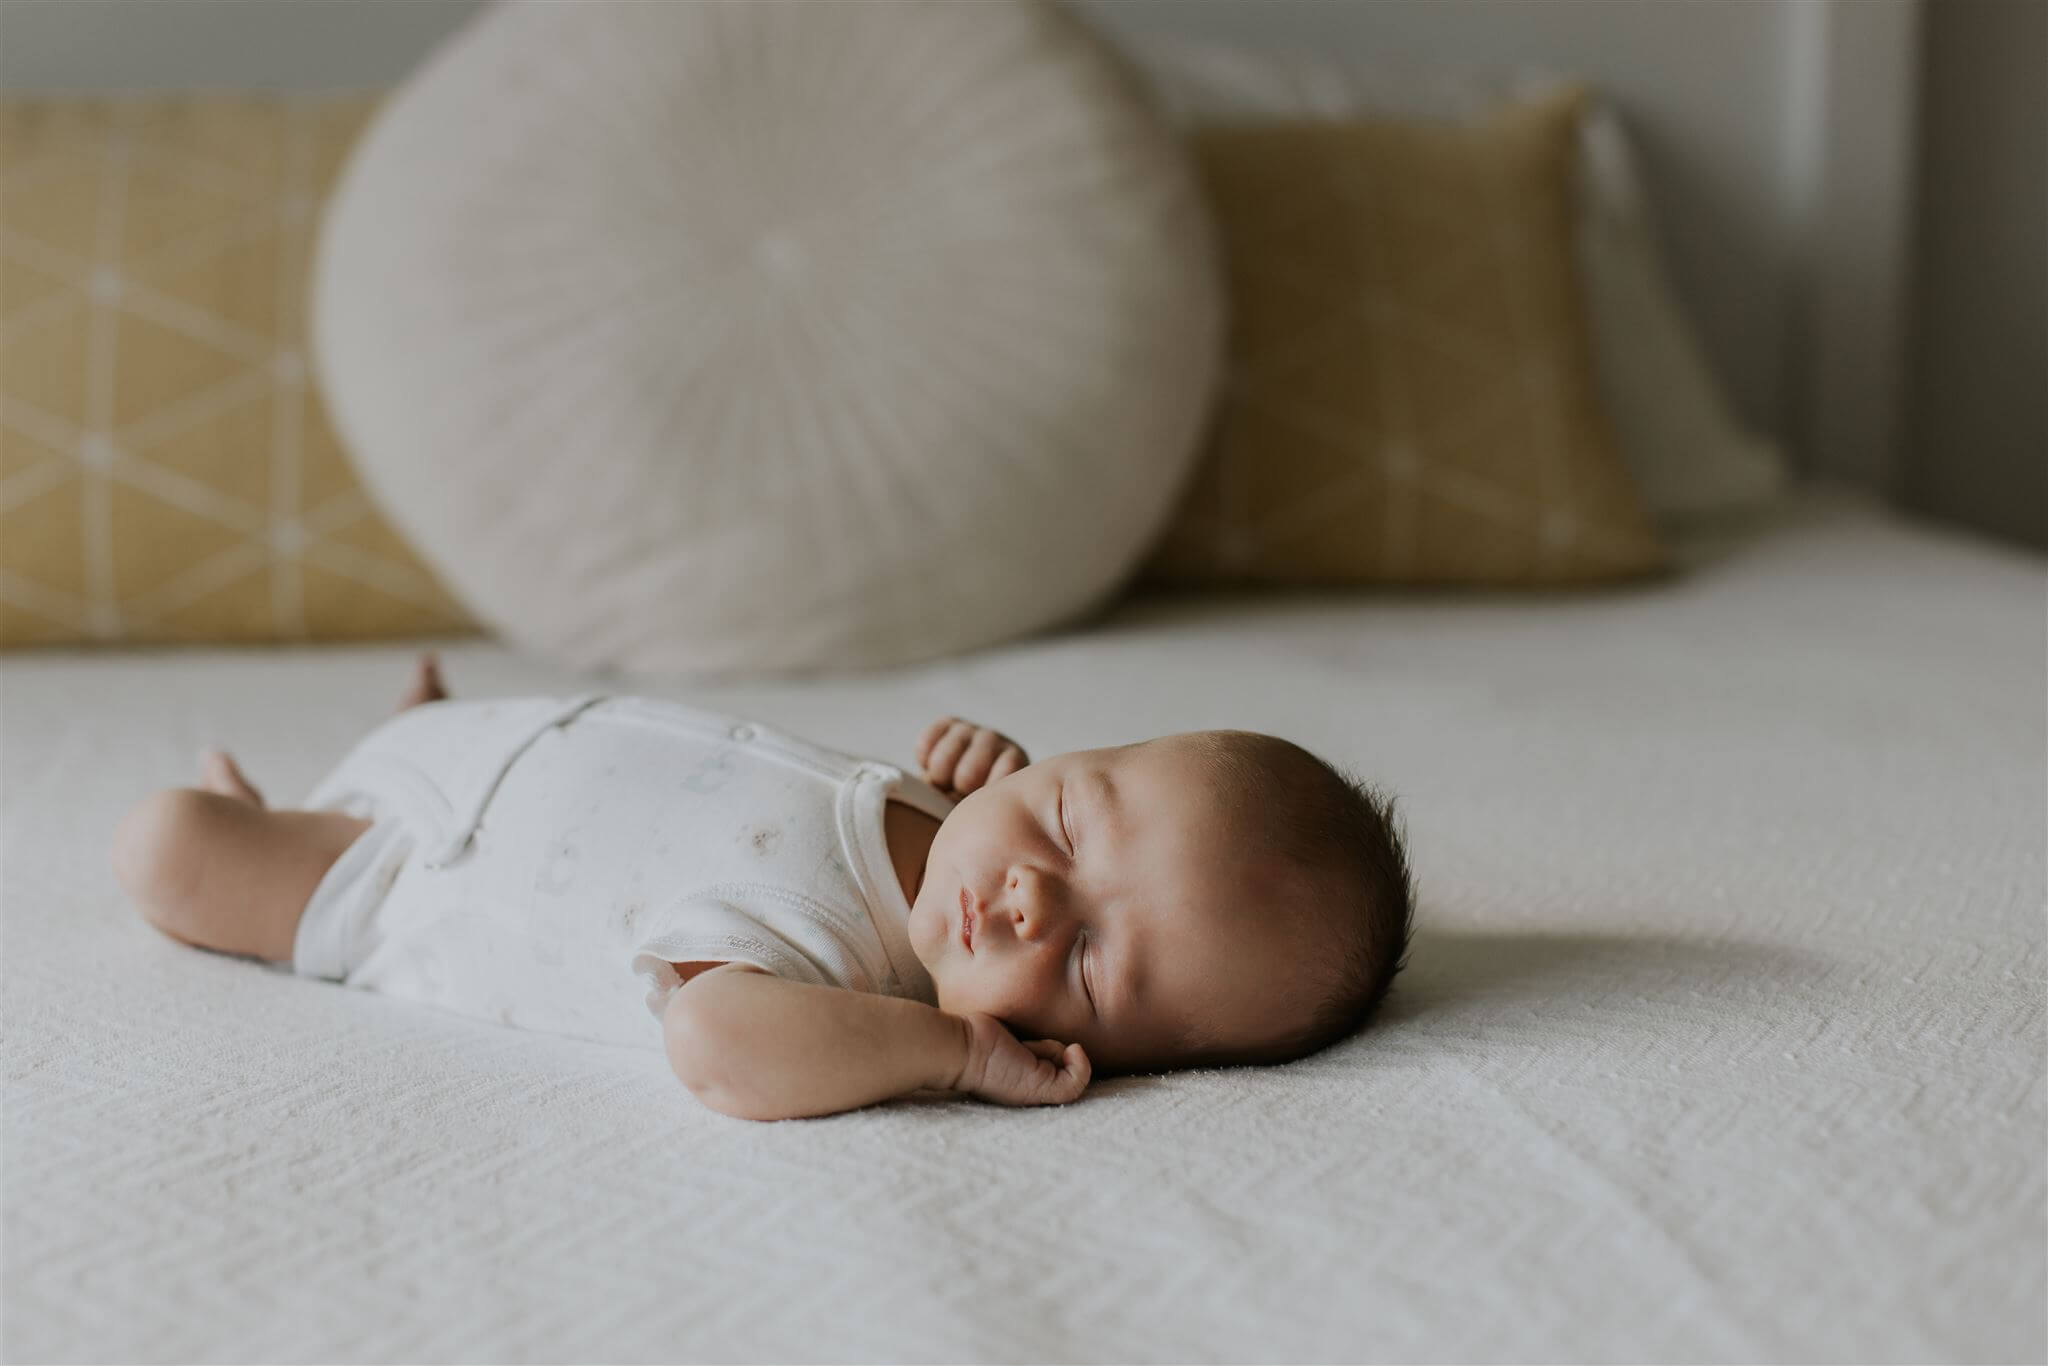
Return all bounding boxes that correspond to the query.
[5,491,2039,1363]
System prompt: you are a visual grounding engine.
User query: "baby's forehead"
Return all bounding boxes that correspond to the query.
[1089,739,1250,836]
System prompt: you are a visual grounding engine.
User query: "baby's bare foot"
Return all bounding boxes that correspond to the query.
[395,652,449,712]
[198,749,265,806]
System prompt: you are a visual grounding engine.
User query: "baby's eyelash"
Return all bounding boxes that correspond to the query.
[1058,788,1074,854]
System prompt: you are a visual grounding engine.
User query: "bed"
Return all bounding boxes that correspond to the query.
[5,487,2041,1362]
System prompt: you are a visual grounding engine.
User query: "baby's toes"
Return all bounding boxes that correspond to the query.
[198,749,264,806]
[394,652,450,711]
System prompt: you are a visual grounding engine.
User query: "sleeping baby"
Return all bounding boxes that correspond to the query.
[113,654,1415,1120]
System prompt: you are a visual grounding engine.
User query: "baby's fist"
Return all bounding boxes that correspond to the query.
[949,1011,1091,1108]
[915,718,1028,798]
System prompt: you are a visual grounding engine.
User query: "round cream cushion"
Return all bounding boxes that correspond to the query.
[312,0,1221,677]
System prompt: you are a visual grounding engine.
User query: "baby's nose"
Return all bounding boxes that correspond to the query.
[1005,867,1058,940]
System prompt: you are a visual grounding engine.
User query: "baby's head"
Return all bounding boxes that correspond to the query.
[907,730,1414,1074]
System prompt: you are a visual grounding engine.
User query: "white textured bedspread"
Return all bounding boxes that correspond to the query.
[5,491,2043,1363]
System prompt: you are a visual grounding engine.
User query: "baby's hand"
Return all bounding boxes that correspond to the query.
[915,718,1028,798]
[950,1011,1091,1108]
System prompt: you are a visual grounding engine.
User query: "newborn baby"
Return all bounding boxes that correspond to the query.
[114,655,1414,1120]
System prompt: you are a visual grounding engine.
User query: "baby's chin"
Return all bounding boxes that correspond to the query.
[908,904,967,1010]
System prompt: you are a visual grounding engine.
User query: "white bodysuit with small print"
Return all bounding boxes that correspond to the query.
[290,695,952,1050]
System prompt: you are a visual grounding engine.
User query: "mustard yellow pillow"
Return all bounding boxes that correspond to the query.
[1144,88,1667,585]
[0,96,475,646]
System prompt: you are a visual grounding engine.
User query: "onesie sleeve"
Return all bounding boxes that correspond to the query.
[629,895,836,1021]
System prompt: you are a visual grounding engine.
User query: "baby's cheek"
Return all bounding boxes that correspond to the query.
[1006,987,1069,1038]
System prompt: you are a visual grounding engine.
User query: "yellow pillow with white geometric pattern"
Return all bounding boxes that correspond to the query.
[0,96,476,646]
[1143,86,1667,585]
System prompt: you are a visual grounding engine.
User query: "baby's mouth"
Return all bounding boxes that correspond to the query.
[959,886,974,954]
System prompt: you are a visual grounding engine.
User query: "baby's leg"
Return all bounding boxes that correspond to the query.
[114,652,446,963]
[114,789,369,963]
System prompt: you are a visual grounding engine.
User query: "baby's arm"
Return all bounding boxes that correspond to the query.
[665,965,1089,1120]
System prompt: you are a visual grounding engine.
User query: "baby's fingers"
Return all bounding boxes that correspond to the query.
[952,728,1007,794]
[1046,1043,1091,1103]
[922,720,975,788]
[1023,1038,1090,1103]
[914,716,957,769]
[987,744,1027,784]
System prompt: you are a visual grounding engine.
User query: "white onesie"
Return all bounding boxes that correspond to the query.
[290,694,954,1051]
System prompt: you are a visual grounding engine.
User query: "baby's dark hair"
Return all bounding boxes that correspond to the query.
[1176,731,1415,1069]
